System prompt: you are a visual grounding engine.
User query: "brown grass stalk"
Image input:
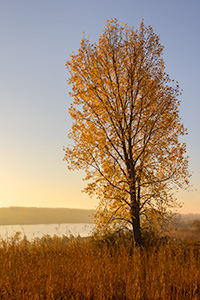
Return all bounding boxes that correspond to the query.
[0,234,199,299]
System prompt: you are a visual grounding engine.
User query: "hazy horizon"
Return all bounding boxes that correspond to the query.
[0,207,95,226]
[0,207,199,228]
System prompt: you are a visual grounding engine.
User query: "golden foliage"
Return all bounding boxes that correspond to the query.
[64,19,190,244]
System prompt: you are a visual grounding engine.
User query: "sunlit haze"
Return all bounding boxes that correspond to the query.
[0,0,199,213]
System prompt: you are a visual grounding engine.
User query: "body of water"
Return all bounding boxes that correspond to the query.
[0,223,94,241]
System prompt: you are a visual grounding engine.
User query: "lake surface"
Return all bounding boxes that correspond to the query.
[0,223,94,241]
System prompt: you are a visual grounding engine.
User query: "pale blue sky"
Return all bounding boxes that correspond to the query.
[0,0,199,213]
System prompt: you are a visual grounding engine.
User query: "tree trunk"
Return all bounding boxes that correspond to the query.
[128,160,142,246]
[132,211,142,247]
[131,200,142,247]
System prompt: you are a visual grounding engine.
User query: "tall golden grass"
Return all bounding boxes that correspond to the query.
[0,233,199,299]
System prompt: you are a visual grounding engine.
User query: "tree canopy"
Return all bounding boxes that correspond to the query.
[64,19,190,246]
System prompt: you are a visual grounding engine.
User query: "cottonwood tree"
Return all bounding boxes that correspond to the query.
[64,19,190,246]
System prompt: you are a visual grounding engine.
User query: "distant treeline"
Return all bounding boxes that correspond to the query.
[173,213,200,228]
[0,207,199,227]
[0,207,95,225]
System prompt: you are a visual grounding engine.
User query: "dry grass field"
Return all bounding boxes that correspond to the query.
[0,232,199,300]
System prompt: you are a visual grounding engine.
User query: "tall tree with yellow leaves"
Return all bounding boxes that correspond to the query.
[64,19,190,246]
